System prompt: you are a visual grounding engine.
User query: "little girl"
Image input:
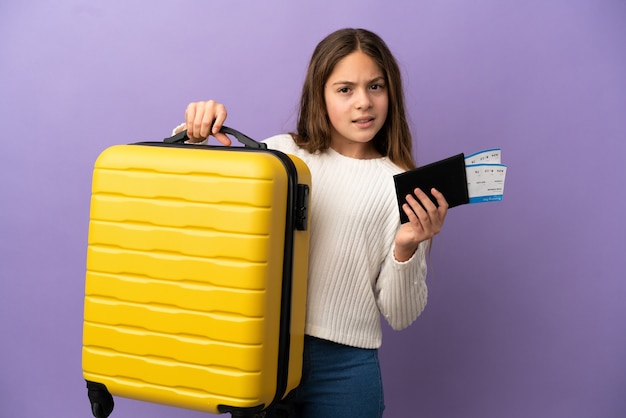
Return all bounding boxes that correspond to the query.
[176,28,448,418]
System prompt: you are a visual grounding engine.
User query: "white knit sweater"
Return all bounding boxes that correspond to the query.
[264,134,428,349]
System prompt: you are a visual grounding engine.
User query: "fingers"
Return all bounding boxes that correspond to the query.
[404,188,433,218]
[184,103,198,139]
[211,103,228,134]
[199,105,215,138]
[185,100,228,142]
[213,132,232,146]
[402,202,419,223]
[403,188,447,237]
[430,187,449,222]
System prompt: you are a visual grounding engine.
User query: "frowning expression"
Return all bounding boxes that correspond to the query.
[324,51,388,158]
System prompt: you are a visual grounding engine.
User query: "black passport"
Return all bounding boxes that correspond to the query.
[393,153,469,223]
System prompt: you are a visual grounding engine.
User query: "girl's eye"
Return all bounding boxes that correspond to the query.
[370,83,384,91]
[338,87,351,94]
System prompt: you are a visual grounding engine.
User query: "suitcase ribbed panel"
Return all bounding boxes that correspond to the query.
[82,144,310,413]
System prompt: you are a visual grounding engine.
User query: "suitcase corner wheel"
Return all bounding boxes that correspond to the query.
[86,381,114,418]
[218,405,266,418]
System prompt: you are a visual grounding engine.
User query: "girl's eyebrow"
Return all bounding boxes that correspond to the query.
[330,76,385,86]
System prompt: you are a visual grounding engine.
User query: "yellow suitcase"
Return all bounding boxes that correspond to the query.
[82,127,311,417]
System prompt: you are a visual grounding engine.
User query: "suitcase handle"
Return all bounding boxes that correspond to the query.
[164,125,268,150]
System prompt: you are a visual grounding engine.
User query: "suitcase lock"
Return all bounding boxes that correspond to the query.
[295,184,309,231]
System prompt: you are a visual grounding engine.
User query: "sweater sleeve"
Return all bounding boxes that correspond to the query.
[375,240,428,330]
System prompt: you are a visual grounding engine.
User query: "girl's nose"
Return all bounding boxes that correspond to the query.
[354,89,372,109]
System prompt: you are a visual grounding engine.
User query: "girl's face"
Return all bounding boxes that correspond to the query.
[324,51,388,158]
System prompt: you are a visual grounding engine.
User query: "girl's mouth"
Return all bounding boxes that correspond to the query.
[353,117,375,128]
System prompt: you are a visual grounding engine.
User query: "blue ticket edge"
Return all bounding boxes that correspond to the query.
[465,162,507,204]
[464,148,502,161]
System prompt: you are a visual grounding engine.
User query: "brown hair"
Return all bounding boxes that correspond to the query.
[292,28,415,170]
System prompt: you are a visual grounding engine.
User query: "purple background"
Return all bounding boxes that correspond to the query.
[1,1,625,417]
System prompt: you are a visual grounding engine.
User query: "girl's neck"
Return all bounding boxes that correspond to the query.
[329,142,382,160]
